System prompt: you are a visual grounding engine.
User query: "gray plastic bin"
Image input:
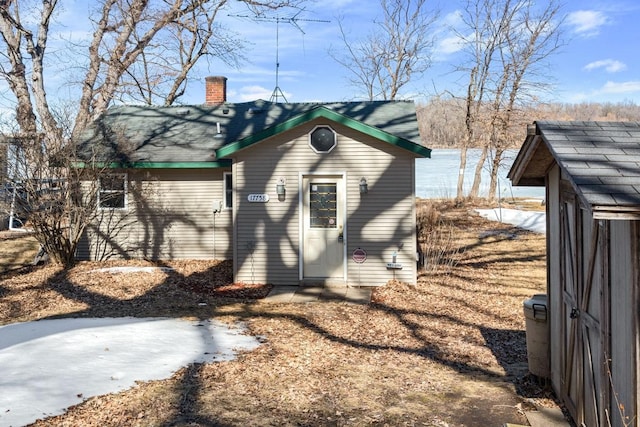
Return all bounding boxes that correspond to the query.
[523,294,549,378]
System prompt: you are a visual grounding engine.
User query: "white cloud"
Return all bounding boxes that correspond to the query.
[238,85,271,101]
[322,0,358,8]
[583,59,627,73]
[600,80,640,94]
[237,84,293,102]
[436,34,465,55]
[566,10,609,36]
[568,80,640,103]
[442,10,464,27]
[433,11,465,57]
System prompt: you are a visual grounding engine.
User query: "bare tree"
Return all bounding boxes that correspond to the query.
[417,98,640,149]
[331,0,438,100]
[89,1,247,107]
[453,0,563,202]
[416,96,466,148]
[484,0,562,200]
[0,0,301,266]
[72,0,302,139]
[453,0,514,202]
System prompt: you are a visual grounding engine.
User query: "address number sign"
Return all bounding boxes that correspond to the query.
[247,194,270,203]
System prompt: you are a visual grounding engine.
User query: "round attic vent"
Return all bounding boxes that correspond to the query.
[309,126,337,153]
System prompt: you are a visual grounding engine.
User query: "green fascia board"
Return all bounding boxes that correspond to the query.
[73,160,231,169]
[215,106,431,159]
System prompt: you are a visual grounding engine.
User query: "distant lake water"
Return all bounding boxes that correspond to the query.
[416,148,545,200]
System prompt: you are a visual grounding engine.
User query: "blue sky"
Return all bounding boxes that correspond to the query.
[10,0,640,107]
[177,0,640,105]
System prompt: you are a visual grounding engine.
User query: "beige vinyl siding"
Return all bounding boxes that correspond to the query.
[232,118,418,286]
[78,168,232,261]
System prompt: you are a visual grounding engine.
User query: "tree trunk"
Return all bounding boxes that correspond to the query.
[25,0,63,147]
[469,145,489,199]
[456,146,468,202]
[488,147,505,202]
[0,10,38,135]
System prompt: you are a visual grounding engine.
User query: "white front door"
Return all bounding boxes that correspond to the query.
[302,175,344,279]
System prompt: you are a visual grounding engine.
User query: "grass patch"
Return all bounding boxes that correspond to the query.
[0,232,39,273]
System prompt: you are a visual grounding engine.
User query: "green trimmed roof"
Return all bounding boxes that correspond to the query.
[77,99,430,166]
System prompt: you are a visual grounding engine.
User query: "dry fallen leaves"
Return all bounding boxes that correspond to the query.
[1,200,562,426]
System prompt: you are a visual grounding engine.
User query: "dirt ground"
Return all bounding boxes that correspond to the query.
[0,230,40,273]
[0,200,565,427]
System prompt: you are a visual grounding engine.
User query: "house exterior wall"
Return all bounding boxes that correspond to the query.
[78,168,232,261]
[231,118,418,286]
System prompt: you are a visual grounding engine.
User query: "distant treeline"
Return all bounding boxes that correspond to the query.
[417,99,640,148]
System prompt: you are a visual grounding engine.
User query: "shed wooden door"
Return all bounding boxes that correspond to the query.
[302,176,344,279]
[560,186,608,426]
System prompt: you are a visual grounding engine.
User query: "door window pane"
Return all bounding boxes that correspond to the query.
[309,183,337,228]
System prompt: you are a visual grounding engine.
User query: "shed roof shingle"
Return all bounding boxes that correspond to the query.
[509,120,640,214]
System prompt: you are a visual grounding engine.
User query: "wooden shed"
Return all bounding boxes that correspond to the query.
[509,121,640,427]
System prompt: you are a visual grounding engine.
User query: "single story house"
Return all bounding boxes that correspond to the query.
[77,76,431,287]
[508,120,640,427]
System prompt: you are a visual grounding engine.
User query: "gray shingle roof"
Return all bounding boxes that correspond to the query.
[77,100,426,164]
[509,120,640,212]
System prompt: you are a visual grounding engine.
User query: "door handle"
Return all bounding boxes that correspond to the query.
[570,307,579,319]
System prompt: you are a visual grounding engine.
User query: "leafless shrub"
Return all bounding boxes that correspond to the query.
[416,201,461,274]
[418,219,461,274]
[416,201,440,234]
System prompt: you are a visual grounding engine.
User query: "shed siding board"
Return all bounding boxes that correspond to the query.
[580,209,604,427]
[79,169,232,260]
[512,121,640,427]
[636,224,640,427]
[581,211,601,318]
[547,165,563,393]
[610,220,637,427]
[232,120,417,286]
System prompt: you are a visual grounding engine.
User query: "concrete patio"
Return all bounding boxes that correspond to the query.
[261,286,373,304]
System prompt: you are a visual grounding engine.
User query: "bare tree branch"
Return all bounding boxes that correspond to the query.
[330,0,438,101]
[0,0,302,266]
[453,0,564,202]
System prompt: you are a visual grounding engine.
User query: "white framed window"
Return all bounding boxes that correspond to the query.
[309,125,337,153]
[223,172,232,209]
[98,173,127,209]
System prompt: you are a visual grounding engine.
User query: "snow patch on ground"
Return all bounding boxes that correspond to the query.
[0,317,260,427]
[475,208,546,234]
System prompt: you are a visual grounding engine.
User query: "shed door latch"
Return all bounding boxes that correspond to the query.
[570,307,580,319]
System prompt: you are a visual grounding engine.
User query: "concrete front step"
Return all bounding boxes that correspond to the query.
[261,286,372,304]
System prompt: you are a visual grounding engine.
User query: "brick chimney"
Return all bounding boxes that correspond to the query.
[205,76,227,105]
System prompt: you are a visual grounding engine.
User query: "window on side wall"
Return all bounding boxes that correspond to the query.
[224,172,232,209]
[98,173,127,209]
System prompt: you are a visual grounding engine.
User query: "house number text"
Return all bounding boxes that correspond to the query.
[247,194,270,203]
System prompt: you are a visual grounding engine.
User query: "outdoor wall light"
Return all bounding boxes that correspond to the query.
[276,178,286,200]
[359,177,368,194]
